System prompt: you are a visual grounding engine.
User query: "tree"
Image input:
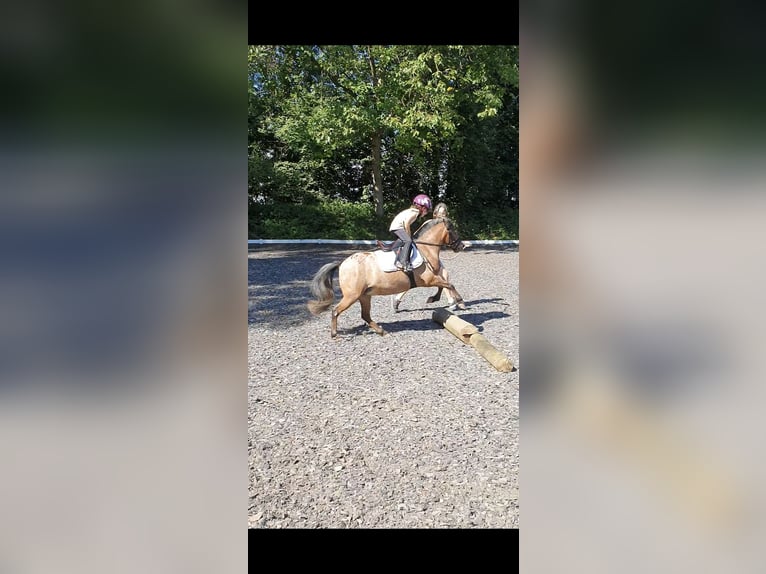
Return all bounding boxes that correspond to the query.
[248,45,518,224]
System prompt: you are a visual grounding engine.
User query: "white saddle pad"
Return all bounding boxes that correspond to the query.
[373,246,424,272]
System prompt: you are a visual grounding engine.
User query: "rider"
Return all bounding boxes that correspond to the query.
[389,194,432,271]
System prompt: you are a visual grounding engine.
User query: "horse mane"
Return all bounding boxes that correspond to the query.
[414,217,451,238]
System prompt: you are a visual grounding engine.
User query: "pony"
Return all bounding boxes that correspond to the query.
[307,217,465,338]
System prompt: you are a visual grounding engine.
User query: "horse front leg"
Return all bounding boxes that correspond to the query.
[396,287,453,310]
[393,285,442,312]
[430,268,465,310]
[426,264,446,304]
[426,288,444,304]
[445,285,466,310]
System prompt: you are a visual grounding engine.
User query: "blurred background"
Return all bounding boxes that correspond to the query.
[8,0,766,567]
[0,1,246,572]
[521,1,766,572]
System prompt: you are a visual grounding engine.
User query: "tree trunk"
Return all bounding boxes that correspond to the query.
[367,48,385,223]
[371,131,384,220]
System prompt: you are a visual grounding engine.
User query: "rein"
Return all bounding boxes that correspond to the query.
[414,240,447,247]
[414,238,463,250]
[436,251,462,261]
[412,219,463,273]
[413,218,462,250]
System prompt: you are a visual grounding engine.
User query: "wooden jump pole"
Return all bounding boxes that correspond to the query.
[432,308,515,373]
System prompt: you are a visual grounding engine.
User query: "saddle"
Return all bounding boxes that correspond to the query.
[372,243,424,273]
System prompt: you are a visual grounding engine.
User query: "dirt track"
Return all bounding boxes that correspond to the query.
[248,245,518,528]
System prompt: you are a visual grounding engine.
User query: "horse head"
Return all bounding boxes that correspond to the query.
[415,217,464,252]
[442,218,465,252]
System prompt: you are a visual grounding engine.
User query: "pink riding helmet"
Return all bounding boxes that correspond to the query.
[412,194,432,211]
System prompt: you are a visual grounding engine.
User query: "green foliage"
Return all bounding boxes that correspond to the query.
[457,208,519,241]
[250,199,380,240]
[250,199,517,241]
[249,45,519,238]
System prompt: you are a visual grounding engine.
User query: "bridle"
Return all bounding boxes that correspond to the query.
[413,218,464,251]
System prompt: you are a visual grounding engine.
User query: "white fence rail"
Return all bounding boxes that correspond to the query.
[248,239,518,246]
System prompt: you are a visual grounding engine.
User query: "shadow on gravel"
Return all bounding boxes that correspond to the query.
[248,282,312,327]
[248,246,360,329]
[463,297,508,306]
[376,310,511,334]
[453,310,513,331]
[393,297,508,313]
[376,318,444,334]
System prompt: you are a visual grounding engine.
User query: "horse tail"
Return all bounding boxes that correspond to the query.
[307,261,341,315]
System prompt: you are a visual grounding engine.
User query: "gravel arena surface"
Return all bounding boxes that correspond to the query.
[248,244,518,528]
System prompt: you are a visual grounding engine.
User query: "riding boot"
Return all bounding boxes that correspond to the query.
[396,251,413,271]
[400,240,414,271]
[393,231,413,270]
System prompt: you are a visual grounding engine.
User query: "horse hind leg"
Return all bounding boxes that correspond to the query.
[392,291,405,312]
[331,294,359,338]
[360,294,386,335]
